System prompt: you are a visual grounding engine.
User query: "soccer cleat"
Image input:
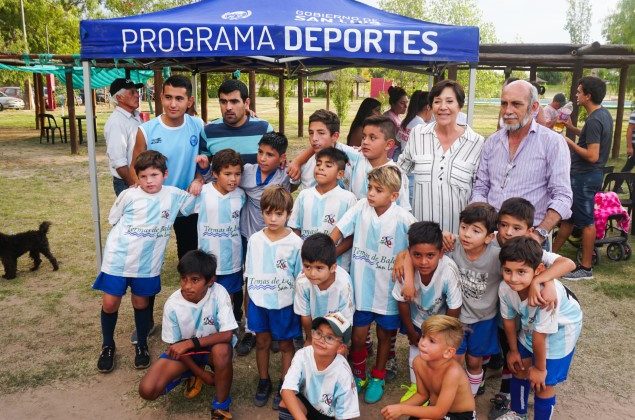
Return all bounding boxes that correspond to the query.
[364,377,385,404]
[562,266,593,281]
[235,332,256,356]
[253,378,272,407]
[184,376,203,399]
[134,344,151,369]
[477,378,486,395]
[272,382,283,410]
[385,355,398,382]
[97,345,116,373]
[354,376,368,392]
[400,383,417,402]
[489,393,512,420]
[211,408,233,419]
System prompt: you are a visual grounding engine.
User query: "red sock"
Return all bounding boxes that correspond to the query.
[371,368,386,380]
[351,349,368,379]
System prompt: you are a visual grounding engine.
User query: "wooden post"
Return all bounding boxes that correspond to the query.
[154,70,163,116]
[567,63,583,140]
[447,66,458,81]
[37,73,46,116]
[529,66,537,82]
[65,70,79,154]
[249,70,257,114]
[278,76,285,135]
[356,82,359,99]
[298,76,304,138]
[200,72,208,123]
[23,78,32,111]
[326,81,331,111]
[34,73,41,129]
[612,65,629,159]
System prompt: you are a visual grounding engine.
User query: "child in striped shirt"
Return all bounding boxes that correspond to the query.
[294,233,355,346]
[244,185,303,410]
[195,149,246,324]
[93,151,196,373]
[331,166,417,404]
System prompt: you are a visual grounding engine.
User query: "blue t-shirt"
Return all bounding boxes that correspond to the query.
[203,116,273,164]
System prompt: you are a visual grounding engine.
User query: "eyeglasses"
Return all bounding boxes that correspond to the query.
[311,329,342,345]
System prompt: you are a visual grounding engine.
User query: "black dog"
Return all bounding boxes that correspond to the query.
[0,221,59,279]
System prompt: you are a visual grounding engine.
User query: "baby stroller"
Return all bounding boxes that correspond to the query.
[566,172,633,266]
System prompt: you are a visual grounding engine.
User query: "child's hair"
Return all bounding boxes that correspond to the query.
[260,185,293,214]
[401,90,429,130]
[421,315,464,349]
[315,147,349,171]
[498,197,535,228]
[347,98,382,145]
[309,109,340,135]
[408,221,443,250]
[459,202,498,234]
[218,79,249,101]
[134,150,168,174]
[163,75,192,97]
[259,131,288,155]
[387,85,407,106]
[499,236,543,269]
[177,250,217,282]
[367,165,401,193]
[211,148,244,174]
[301,233,337,267]
[362,115,396,141]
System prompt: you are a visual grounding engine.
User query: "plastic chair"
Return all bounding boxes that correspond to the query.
[38,113,62,144]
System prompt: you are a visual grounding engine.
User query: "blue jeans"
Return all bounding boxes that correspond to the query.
[112,177,128,196]
[570,171,603,228]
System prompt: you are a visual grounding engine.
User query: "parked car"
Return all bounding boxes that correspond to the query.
[0,92,25,110]
[0,86,23,99]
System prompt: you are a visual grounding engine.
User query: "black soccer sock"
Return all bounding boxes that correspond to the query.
[101,308,118,348]
[148,295,156,324]
[134,306,152,348]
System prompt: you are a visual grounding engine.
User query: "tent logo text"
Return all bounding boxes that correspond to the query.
[221,10,252,20]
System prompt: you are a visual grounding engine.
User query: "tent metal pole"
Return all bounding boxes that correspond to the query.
[82,60,103,271]
[467,64,477,127]
[428,75,434,90]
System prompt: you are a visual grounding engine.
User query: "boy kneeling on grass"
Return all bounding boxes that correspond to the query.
[138,250,237,420]
[280,312,360,420]
[381,315,476,420]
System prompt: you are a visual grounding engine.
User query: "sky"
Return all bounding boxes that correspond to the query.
[359,0,619,43]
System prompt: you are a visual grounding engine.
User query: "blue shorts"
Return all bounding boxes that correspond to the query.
[216,271,243,294]
[353,310,400,331]
[92,272,160,297]
[570,171,603,228]
[456,317,501,357]
[247,301,301,341]
[518,341,575,386]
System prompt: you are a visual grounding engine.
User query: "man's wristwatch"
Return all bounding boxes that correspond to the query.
[534,227,549,243]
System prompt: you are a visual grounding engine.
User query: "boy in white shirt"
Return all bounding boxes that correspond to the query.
[195,149,246,323]
[331,166,417,404]
[294,233,355,345]
[498,237,583,420]
[93,151,195,373]
[288,147,358,271]
[280,312,360,420]
[244,185,304,410]
[392,221,462,402]
[138,250,237,420]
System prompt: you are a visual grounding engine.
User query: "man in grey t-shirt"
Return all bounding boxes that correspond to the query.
[554,76,613,281]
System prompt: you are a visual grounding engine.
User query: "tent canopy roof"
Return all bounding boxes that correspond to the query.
[79,0,479,69]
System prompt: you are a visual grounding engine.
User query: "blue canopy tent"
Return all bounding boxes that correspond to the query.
[79,0,479,267]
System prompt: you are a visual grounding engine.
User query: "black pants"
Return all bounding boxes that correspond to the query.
[173,214,198,260]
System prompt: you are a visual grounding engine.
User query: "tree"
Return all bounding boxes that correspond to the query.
[332,70,355,125]
[602,0,634,98]
[103,0,192,17]
[564,0,592,44]
[378,0,424,20]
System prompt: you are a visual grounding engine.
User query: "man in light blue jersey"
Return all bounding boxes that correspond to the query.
[130,75,206,345]
[203,79,273,165]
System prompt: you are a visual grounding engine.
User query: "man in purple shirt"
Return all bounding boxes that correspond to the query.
[471,80,572,249]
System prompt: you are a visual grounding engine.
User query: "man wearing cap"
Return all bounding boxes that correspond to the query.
[542,93,567,129]
[280,312,360,420]
[104,78,144,196]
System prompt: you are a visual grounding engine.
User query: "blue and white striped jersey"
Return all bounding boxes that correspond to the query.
[392,255,463,329]
[101,186,195,277]
[245,229,303,309]
[288,186,358,271]
[282,346,360,419]
[294,265,355,324]
[196,184,246,275]
[161,283,238,344]
[499,280,583,359]
[336,199,417,315]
